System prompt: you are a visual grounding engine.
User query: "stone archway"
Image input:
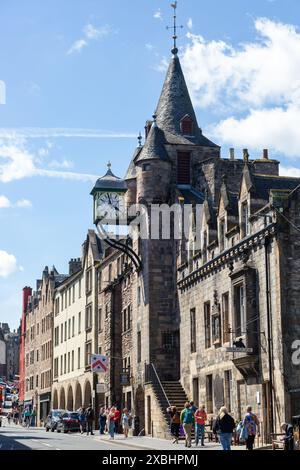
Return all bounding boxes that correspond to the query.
[59,387,66,410]
[67,385,74,411]
[74,383,83,411]
[52,389,58,409]
[83,381,92,408]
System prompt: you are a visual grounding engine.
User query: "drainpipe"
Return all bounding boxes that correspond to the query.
[264,234,274,436]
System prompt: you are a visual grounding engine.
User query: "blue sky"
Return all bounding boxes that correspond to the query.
[1,0,300,329]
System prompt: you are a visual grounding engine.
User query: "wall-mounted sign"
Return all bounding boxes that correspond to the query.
[225,347,253,353]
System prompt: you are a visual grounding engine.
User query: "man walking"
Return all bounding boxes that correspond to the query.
[242,406,260,451]
[195,405,207,447]
[85,404,94,436]
[180,402,195,448]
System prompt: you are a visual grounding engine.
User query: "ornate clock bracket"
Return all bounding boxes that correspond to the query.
[96,222,143,273]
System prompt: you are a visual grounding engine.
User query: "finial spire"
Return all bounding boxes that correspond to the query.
[138,132,142,147]
[107,161,112,170]
[167,1,183,56]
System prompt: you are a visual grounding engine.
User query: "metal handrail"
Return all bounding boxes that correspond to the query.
[149,363,171,408]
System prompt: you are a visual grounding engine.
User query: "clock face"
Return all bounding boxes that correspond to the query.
[95,192,125,221]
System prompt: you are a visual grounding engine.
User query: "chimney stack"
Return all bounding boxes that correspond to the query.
[263,149,269,160]
[229,148,235,161]
[243,149,249,162]
[69,258,82,275]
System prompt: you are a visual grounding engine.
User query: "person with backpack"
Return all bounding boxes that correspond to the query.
[194,405,207,447]
[78,407,86,434]
[167,406,181,444]
[180,402,195,448]
[241,406,260,450]
[85,404,94,436]
[213,406,235,450]
[121,408,131,439]
[24,407,31,428]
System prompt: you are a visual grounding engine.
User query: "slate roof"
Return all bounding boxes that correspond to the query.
[179,187,205,204]
[136,123,169,163]
[124,147,142,180]
[155,55,218,148]
[252,175,300,200]
[91,167,127,194]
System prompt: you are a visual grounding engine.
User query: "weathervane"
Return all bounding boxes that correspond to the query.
[167,1,183,55]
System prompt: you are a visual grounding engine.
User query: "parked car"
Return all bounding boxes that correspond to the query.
[45,410,65,432]
[56,411,80,433]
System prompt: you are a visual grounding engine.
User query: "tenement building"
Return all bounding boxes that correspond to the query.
[24,267,67,423]
[22,40,300,442]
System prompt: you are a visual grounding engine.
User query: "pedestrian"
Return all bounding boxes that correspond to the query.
[122,408,131,439]
[166,406,181,444]
[7,412,12,425]
[31,407,36,427]
[85,404,94,436]
[114,406,121,434]
[98,406,107,435]
[78,407,86,434]
[241,406,260,450]
[194,405,207,447]
[189,401,197,414]
[180,402,195,448]
[213,406,235,451]
[24,407,31,428]
[281,423,294,450]
[108,407,116,439]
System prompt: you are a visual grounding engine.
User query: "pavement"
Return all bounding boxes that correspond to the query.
[0,416,271,451]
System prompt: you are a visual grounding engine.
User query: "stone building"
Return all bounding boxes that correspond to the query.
[51,232,102,413]
[24,267,67,422]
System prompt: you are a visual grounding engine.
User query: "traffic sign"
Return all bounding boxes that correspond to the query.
[226,347,253,353]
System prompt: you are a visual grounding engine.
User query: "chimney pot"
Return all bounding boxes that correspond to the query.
[229,148,235,160]
[263,149,269,160]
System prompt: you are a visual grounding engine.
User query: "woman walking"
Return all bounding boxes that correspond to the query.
[107,407,116,439]
[242,406,260,450]
[122,408,131,439]
[167,406,181,444]
[98,406,107,435]
[180,402,195,448]
[213,406,235,451]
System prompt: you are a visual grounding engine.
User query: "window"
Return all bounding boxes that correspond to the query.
[78,312,81,334]
[64,321,67,341]
[98,271,102,292]
[78,279,82,299]
[64,354,66,374]
[54,358,58,379]
[68,288,71,306]
[85,342,92,366]
[98,308,102,332]
[54,327,59,346]
[137,286,141,306]
[241,202,250,237]
[219,218,226,252]
[180,115,194,136]
[203,230,208,264]
[68,352,70,373]
[212,309,221,345]
[61,323,63,343]
[224,370,232,412]
[204,302,211,349]
[234,284,246,337]
[206,375,213,413]
[108,264,112,283]
[190,308,196,353]
[72,316,75,337]
[36,349,39,362]
[127,305,132,330]
[162,331,175,351]
[222,293,230,343]
[123,309,127,332]
[36,375,39,387]
[137,331,141,363]
[55,298,60,316]
[177,152,191,185]
[142,163,151,171]
[60,355,63,376]
[105,303,109,319]
[61,295,64,311]
[71,350,74,372]
[72,285,75,303]
[85,304,92,330]
[64,292,67,309]
[78,347,81,369]
[86,270,92,293]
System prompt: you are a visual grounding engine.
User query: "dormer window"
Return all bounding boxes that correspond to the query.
[219,218,226,252]
[180,115,194,136]
[241,201,250,237]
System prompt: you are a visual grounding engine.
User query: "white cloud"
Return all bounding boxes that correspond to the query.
[0,195,32,209]
[154,9,163,21]
[0,195,11,208]
[0,128,136,139]
[15,199,32,208]
[0,251,18,278]
[178,17,300,157]
[280,166,300,177]
[67,23,112,55]
[187,18,193,30]
[48,159,74,169]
